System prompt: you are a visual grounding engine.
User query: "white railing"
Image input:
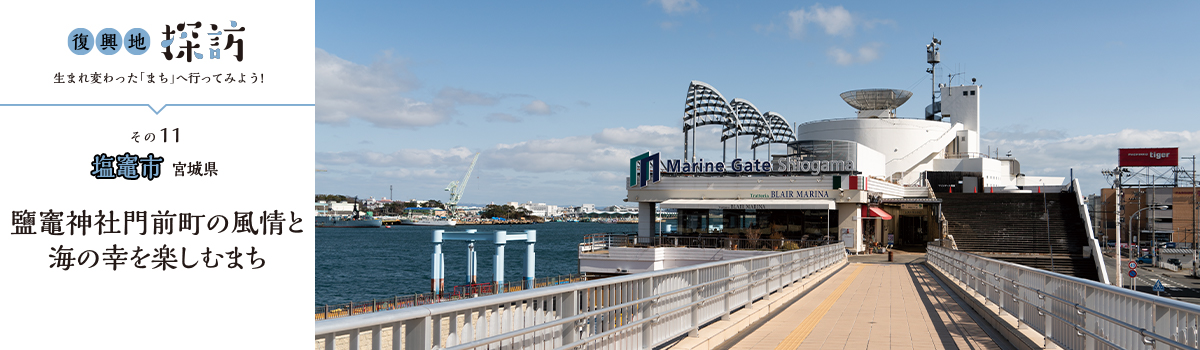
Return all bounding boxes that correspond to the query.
[885,123,963,177]
[928,246,1200,350]
[868,178,904,198]
[868,177,935,199]
[1158,262,1181,272]
[1066,178,1111,285]
[316,243,847,350]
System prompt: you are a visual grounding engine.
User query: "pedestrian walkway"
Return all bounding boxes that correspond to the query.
[718,254,1014,350]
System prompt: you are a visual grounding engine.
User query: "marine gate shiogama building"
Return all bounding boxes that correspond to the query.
[584,39,1066,275]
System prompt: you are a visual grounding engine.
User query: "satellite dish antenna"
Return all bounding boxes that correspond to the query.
[972,77,977,84]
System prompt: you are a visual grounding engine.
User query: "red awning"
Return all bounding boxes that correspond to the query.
[863,205,892,220]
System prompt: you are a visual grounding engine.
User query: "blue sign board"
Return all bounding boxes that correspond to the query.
[1153,280,1165,292]
[1129,270,1137,278]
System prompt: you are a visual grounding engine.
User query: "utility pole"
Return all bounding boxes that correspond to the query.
[1104,167,1124,287]
[1186,155,1197,277]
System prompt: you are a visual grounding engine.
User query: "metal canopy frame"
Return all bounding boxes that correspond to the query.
[683,81,797,163]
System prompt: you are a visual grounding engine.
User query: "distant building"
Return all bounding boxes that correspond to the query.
[517,201,561,218]
[316,201,362,216]
[457,206,483,218]
[1098,187,1199,245]
[404,207,447,217]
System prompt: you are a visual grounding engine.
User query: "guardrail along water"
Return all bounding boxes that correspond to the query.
[315,243,846,350]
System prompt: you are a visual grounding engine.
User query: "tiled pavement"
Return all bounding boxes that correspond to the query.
[718,254,1014,350]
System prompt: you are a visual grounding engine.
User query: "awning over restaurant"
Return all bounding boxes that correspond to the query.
[862,205,892,220]
[659,199,835,210]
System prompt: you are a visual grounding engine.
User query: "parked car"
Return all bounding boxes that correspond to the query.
[1137,255,1154,265]
[1168,258,1182,267]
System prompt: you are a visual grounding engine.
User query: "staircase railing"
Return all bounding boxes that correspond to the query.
[886,123,962,181]
[1064,178,1111,285]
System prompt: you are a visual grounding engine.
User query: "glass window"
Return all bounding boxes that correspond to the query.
[677,208,837,241]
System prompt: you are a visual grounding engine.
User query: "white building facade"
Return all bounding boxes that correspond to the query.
[623,52,1063,256]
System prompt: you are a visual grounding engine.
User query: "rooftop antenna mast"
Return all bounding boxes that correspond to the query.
[925,36,941,121]
[948,71,964,86]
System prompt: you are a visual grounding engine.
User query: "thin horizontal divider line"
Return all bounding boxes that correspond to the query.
[0,103,314,115]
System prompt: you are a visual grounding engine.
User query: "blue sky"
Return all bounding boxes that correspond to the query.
[315,1,1200,207]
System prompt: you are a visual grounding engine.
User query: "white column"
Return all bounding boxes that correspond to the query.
[638,201,656,244]
[466,230,477,284]
[467,242,476,284]
[494,230,507,291]
[837,203,864,253]
[432,230,444,294]
[525,230,536,289]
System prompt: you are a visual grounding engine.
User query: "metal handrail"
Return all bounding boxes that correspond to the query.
[1065,178,1111,285]
[927,246,1200,349]
[316,243,846,349]
[579,233,832,252]
[885,123,962,168]
[449,251,808,350]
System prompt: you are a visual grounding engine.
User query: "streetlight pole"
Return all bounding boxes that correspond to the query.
[1185,155,1197,277]
[1130,204,1169,290]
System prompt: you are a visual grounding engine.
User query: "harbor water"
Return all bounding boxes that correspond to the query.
[315,221,642,306]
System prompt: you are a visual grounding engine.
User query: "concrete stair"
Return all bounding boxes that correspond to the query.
[940,192,1100,281]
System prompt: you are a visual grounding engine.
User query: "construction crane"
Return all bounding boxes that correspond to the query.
[445,152,481,219]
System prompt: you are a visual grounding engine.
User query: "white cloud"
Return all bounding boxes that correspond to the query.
[486,112,521,123]
[589,171,624,183]
[592,125,677,148]
[316,48,453,128]
[376,168,444,179]
[521,100,564,115]
[982,128,1200,193]
[827,42,882,65]
[314,124,769,205]
[857,43,880,62]
[656,0,699,14]
[481,124,722,173]
[753,22,778,34]
[488,136,637,172]
[788,4,854,38]
[316,49,498,128]
[436,88,498,106]
[828,47,853,65]
[316,147,475,167]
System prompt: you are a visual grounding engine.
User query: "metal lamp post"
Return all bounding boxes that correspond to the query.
[1129,205,1169,289]
[1183,155,1197,277]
